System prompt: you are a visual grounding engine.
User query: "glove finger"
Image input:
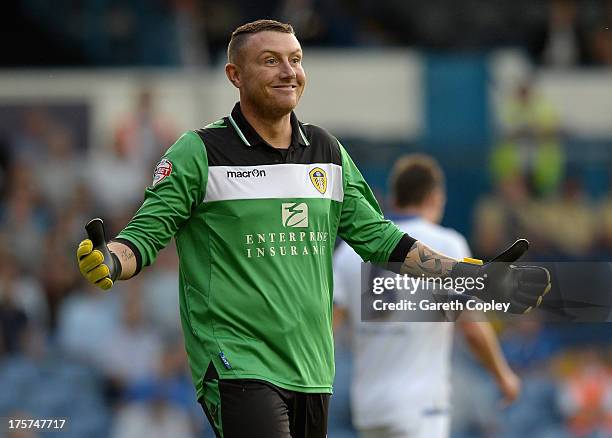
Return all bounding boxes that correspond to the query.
[511,289,541,306]
[515,266,551,284]
[96,277,114,290]
[508,301,530,314]
[510,290,545,313]
[520,294,546,313]
[77,239,93,259]
[509,300,538,314]
[85,264,110,284]
[514,266,552,303]
[79,250,105,273]
[490,239,529,263]
[506,295,536,313]
[518,280,552,297]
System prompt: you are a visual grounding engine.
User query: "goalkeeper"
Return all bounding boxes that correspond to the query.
[77,19,550,438]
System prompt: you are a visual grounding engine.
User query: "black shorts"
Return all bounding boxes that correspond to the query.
[199,379,330,438]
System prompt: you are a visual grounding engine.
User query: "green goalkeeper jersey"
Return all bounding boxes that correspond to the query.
[116,103,410,400]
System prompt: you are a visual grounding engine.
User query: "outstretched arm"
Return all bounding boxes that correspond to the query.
[400,240,458,277]
[77,131,207,290]
[396,239,551,314]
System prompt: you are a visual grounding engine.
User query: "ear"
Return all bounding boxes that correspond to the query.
[434,188,446,208]
[225,63,241,88]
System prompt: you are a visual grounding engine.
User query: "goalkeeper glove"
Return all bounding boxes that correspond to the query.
[76,218,121,290]
[450,239,551,314]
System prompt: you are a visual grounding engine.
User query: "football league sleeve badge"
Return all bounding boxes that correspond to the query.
[152,158,173,186]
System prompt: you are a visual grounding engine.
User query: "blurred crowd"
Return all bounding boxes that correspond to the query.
[475,79,612,261]
[6,0,612,67]
[0,93,214,437]
[450,320,612,438]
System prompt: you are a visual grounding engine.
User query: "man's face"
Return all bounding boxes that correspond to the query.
[229,31,306,117]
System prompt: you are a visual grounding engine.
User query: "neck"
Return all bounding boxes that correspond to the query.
[395,206,437,224]
[240,100,293,149]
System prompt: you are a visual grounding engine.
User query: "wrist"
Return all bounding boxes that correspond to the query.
[495,365,513,385]
[450,259,483,280]
[109,251,123,281]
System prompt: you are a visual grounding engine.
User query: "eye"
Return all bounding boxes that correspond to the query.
[265,57,278,65]
[292,57,302,64]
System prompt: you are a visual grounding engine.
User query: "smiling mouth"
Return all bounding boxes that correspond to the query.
[272,85,297,89]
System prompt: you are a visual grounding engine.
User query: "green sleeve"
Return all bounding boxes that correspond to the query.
[116,131,208,267]
[337,142,405,263]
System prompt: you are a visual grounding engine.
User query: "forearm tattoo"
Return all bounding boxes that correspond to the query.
[120,248,134,263]
[400,241,458,277]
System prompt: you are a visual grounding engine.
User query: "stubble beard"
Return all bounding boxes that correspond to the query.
[257,91,299,120]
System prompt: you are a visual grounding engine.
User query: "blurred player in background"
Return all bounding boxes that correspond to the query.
[76,19,548,438]
[334,154,521,438]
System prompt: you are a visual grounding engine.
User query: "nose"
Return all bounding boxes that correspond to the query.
[279,59,297,80]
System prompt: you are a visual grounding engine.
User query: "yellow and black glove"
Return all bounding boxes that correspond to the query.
[450,239,551,314]
[76,218,121,290]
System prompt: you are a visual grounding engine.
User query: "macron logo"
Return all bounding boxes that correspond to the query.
[226,169,267,178]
